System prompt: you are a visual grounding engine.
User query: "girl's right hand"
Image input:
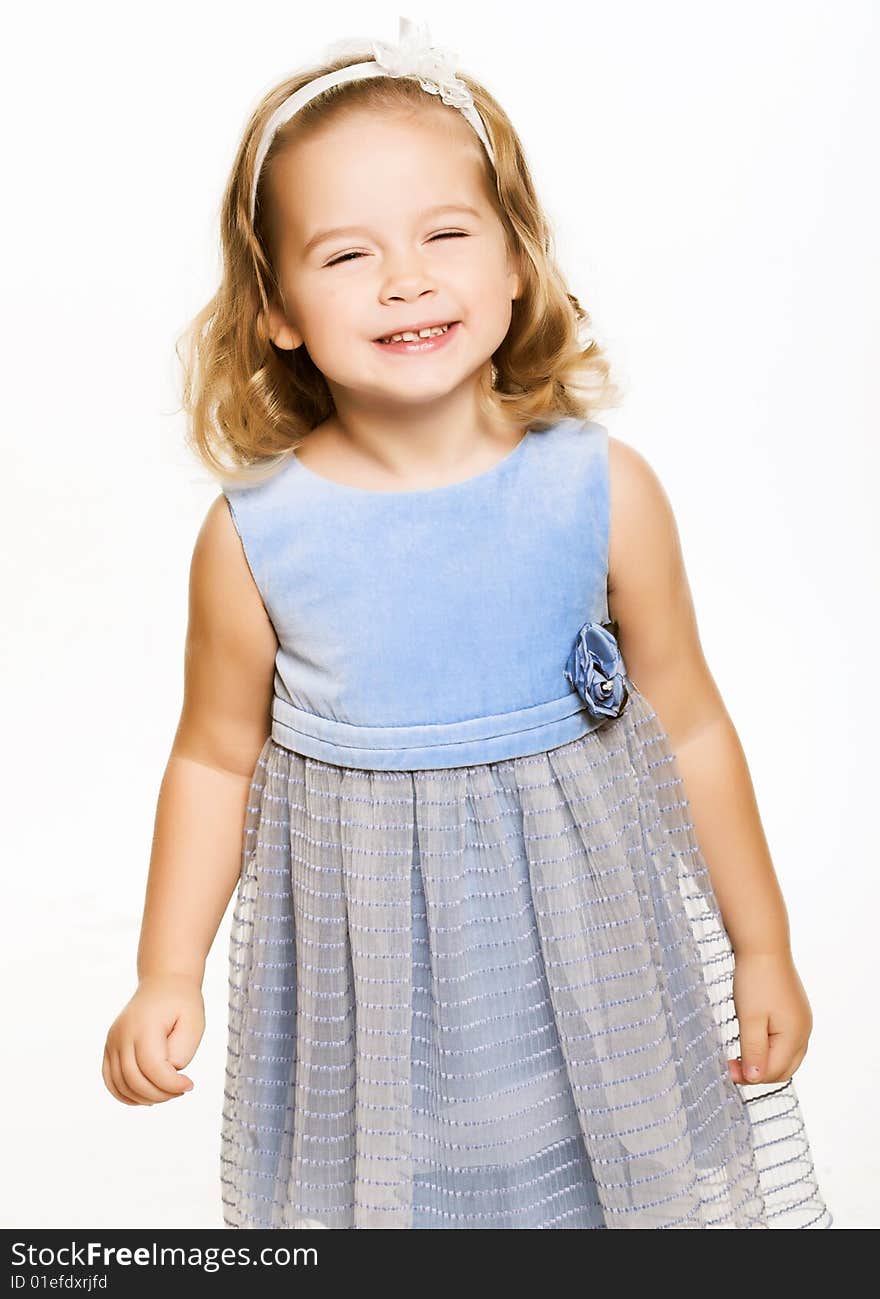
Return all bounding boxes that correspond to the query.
[102,974,205,1106]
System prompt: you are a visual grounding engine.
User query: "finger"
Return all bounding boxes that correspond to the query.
[765,1035,807,1084]
[134,1030,194,1096]
[728,1055,758,1086]
[122,1041,182,1104]
[787,1044,809,1077]
[108,1045,149,1106]
[102,1047,137,1106]
[107,1044,143,1104]
[167,1006,204,1072]
[727,1056,746,1085]
[738,1016,770,1082]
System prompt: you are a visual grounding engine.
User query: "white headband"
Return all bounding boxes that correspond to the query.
[249,15,496,222]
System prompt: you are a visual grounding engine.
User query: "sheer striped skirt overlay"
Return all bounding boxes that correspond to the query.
[220,684,831,1229]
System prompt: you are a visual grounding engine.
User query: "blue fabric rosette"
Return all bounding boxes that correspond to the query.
[563,618,629,720]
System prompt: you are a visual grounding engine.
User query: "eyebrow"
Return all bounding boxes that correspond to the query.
[302,203,483,255]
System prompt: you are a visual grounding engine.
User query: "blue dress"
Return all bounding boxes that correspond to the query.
[219,416,831,1229]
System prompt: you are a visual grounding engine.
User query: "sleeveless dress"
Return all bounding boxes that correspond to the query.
[218,416,832,1230]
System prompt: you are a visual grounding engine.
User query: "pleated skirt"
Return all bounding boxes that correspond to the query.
[220,683,832,1229]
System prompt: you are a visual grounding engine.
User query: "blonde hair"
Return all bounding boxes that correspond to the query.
[177,46,624,486]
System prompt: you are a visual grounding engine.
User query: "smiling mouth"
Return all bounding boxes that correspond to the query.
[374,321,459,344]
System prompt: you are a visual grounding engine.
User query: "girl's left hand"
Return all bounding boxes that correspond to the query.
[727,950,814,1086]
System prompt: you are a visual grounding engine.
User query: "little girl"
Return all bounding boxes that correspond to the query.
[102,17,832,1230]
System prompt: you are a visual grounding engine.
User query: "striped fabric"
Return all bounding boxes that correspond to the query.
[220,683,832,1229]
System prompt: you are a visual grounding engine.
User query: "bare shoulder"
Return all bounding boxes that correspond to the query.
[606,435,680,597]
[191,492,278,657]
[173,494,278,776]
[605,435,725,741]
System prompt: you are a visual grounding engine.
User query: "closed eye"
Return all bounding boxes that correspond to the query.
[325,231,468,268]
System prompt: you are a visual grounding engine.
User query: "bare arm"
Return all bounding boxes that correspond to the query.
[606,437,791,959]
[136,495,278,986]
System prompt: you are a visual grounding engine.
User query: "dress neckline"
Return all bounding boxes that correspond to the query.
[289,426,536,498]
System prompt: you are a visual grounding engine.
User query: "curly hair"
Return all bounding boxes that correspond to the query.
[176,44,624,486]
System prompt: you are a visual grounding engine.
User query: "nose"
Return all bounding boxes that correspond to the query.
[379,250,438,304]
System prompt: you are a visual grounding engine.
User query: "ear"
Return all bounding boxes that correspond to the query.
[266,295,304,351]
[506,249,523,303]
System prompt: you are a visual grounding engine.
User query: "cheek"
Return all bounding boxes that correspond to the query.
[309,285,351,323]
[468,252,515,300]
[468,269,516,325]
[303,293,365,352]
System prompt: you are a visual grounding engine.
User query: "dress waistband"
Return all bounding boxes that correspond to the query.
[270,692,605,770]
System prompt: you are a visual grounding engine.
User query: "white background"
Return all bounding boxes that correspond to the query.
[3,0,876,1229]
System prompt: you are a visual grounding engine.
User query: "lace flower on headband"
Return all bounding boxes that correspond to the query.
[369,17,475,111]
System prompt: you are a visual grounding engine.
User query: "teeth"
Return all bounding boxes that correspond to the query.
[378,323,452,343]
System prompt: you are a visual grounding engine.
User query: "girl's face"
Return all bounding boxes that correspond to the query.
[264,106,521,413]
